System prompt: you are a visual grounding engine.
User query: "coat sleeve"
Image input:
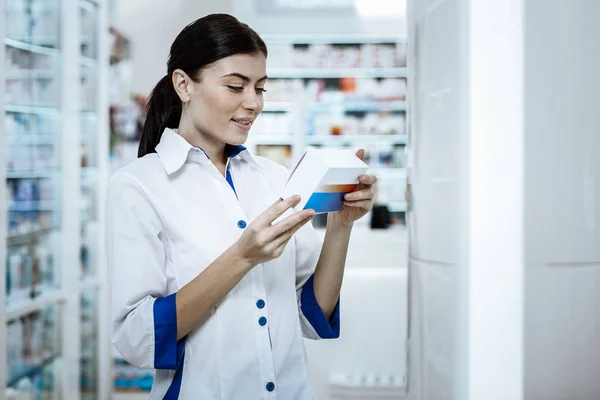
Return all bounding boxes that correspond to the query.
[105,172,185,369]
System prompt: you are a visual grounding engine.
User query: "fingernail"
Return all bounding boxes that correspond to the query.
[294,195,301,201]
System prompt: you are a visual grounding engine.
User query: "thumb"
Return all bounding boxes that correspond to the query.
[355,148,365,161]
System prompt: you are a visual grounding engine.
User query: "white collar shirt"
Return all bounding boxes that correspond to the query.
[105,128,340,400]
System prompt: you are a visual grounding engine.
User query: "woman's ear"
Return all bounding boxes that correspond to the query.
[172,69,192,103]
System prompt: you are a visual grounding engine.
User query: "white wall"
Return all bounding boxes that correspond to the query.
[524,1,600,398]
[407,0,466,397]
[111,0,234,95]
[409,0,600,399]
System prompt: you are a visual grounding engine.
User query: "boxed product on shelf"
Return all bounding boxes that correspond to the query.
[4,0,59,45]
[114,358,154,392]
[6,239,56,300]
[5,78,60,107]
[5,46,56,72]
[6,306,59,385]
[267,42,406,69]
[309,113,406,137]
[256,145,292,168]
[252,113,294,136]
[5,112,58,141]
[265,78,406,103]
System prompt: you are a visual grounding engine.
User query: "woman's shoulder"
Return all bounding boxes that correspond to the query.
[108,153,165,191]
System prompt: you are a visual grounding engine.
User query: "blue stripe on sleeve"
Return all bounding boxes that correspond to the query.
[163,352,185,399]
[300,274,341,339]
[153,293,185,370]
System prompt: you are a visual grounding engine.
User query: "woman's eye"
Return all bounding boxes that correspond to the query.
[227,86,244,92]
[256,88,267,95]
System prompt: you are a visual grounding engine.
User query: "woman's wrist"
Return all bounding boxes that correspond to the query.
[326,212,355,231]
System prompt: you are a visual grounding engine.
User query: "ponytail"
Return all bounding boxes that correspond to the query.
[137,74,182,157]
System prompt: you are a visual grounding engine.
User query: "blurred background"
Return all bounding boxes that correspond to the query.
[2,0,600,399]
[1,0,410,399]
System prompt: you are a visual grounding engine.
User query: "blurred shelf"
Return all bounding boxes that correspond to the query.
[307,134,407,145]
[267,67,407,79]
[8,200,55,212]
[369,167,407,178]
[5,135,56,146]
[80,0,100,9]
[6,170,56,179]
[81,56,98,68]
[388,201,407,212]
[5,70,57,79]
[7,354,59,388]
[6,289,65,322]
[80,275,100,291]
[309,100,407,113]
[263,101,294,112]
[4,38,59,56]
[5,104,60,115]
[247,135,294,145]
[7,228,56,247]
[262,33,406,44]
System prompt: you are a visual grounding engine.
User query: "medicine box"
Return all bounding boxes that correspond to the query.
[281,149,369,214]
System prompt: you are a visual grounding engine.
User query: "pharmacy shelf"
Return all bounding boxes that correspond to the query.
[5,70,57,79]
[7,228,56,247]
[263,101,294,112]
[4,38,59,56]
[369,167,407,178]
[81,56,97,68]
[5,104,60,115]
[8,200,55,212]
[309,100,407,113]
[6,170,56,179]
[267,67,407,79]
[6,289,66,322]
[7,354,59,388]
[307,135,407,146]
[5,135,56,146]
[80,275,101,291]
[247,135,294,145]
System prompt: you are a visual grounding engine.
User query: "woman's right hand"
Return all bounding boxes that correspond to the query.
[233,195,315,266]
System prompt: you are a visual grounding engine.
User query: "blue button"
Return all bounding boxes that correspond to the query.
[266,382,275,392]
[256,299,265,309]
[237,220,247,229]
[258,316,267,326]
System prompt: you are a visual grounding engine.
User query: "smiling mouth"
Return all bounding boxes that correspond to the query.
[232,119,253,126]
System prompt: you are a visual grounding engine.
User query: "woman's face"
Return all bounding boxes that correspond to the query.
[178,52,267,149]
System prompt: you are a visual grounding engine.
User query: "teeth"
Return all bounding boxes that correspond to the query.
[234,120,251,125]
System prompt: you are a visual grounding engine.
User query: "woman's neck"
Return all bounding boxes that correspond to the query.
[177,126,227,167]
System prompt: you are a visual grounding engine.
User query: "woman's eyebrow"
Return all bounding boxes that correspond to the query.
[221,72,268,82]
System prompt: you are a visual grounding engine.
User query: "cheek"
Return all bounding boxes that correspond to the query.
[193,89,238,124]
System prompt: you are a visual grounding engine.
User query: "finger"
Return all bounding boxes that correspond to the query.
[343,200,373,211]
[255,195,301,227]
[271,208,315,238]
[355,148,365,161]
[271,213,314,248]
[344,189,374,202]
[358,174,377,186]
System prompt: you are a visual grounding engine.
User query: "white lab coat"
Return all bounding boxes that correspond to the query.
[105,128,340,399]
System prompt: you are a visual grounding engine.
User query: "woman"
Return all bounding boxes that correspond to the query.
[106,13,376,399]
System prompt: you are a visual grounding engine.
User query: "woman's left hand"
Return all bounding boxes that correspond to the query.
[328,149,377,227]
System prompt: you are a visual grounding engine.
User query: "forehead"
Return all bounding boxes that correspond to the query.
[204,53,267,80]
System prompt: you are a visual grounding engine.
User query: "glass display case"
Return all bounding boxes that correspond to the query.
[2,0,110,398]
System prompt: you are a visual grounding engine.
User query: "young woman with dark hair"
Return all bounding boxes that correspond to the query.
[106,13,376,399]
